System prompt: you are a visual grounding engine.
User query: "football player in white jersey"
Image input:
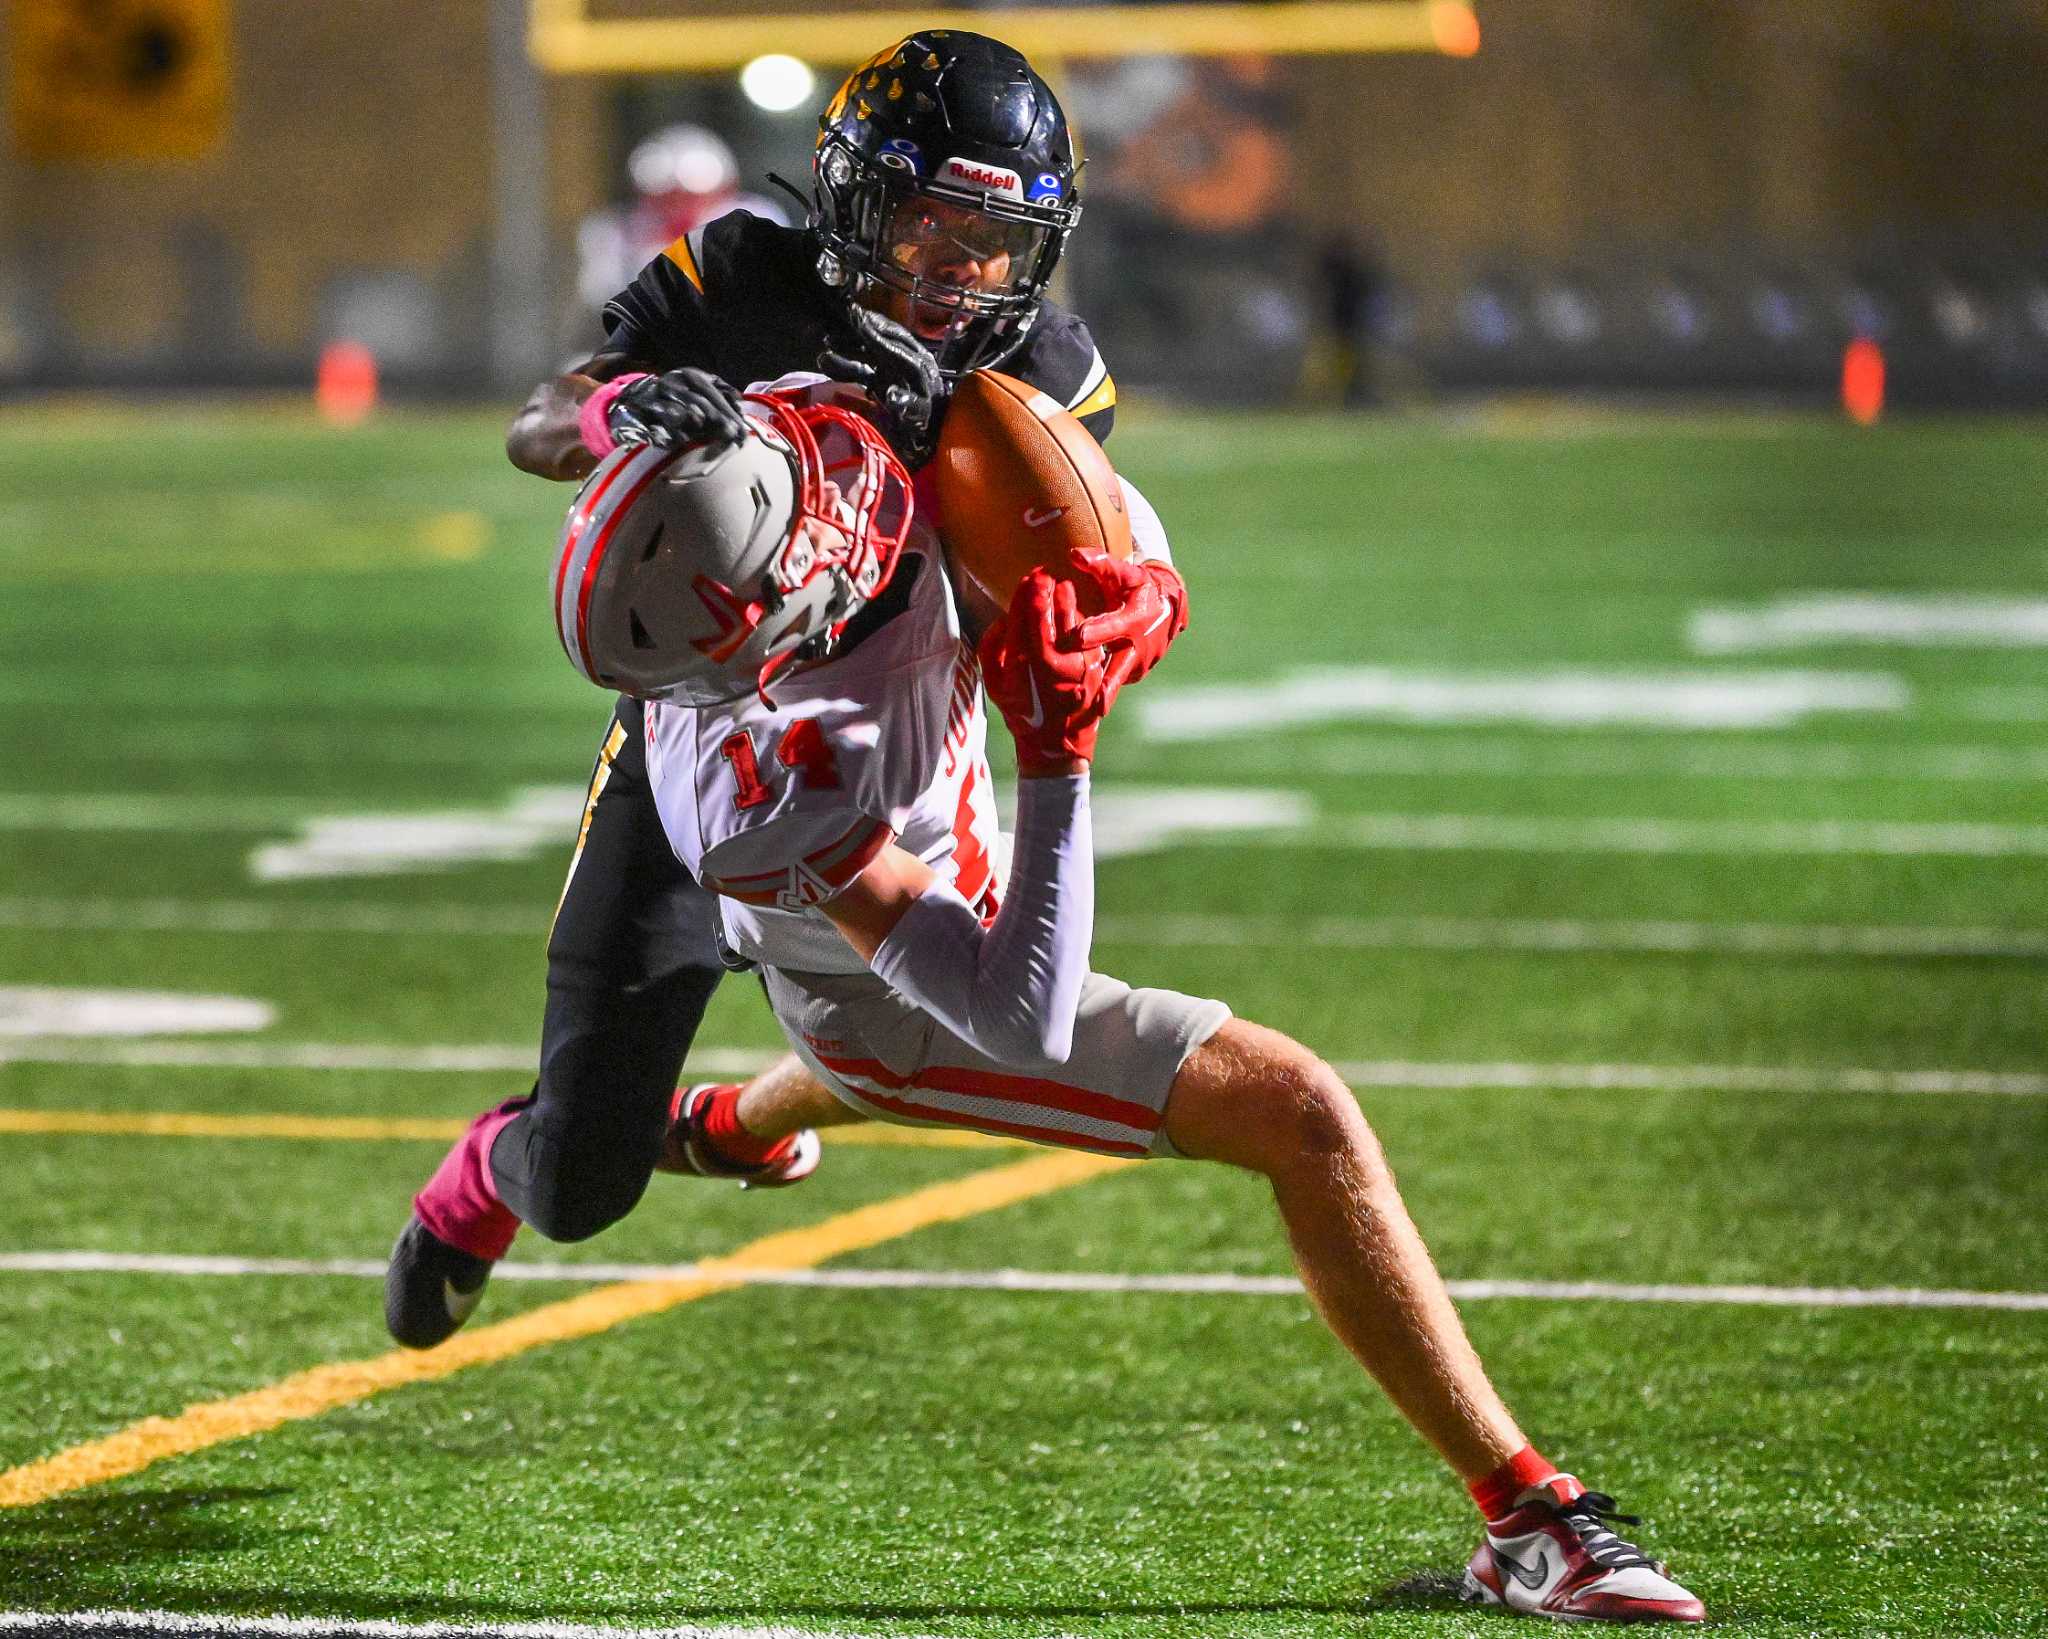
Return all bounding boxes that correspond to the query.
[538,380,1707,1626]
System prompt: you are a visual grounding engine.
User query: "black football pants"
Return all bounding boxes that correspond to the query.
[486,696,727,1242]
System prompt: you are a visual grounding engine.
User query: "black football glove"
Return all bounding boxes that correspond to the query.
[818,307,950,467]
[606,367,750,452]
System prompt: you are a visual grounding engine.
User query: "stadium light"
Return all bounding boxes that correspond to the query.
[1429,1,1480,57]
[740,53,815,112]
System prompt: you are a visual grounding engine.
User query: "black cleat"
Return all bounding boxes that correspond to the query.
[384,1216,494,1349]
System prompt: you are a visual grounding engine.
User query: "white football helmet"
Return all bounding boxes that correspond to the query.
[553,393,912,706]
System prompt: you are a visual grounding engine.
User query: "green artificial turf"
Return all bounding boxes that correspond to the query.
[2,402,2046,1632]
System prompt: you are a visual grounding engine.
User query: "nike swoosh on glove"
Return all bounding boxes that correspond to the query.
[606,367,751,451]
[1064,551,1189,686]
[978,555,1133,777]
[818,307,950,468]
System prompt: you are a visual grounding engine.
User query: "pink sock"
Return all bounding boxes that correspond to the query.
[1468,1445,1582,1521]
[413,1098,524,1261]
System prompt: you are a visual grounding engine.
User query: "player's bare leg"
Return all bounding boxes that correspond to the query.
[1161,1017,1704,1621]
[659,1057,843,1188]
[658,1056,861,1187]
[1162,1017,1523,1478]
[735,1053,871,1137]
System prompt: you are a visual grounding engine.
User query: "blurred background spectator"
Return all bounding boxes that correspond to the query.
[5,0,2048,407]
[1062,53,1309,402]
[572,122,789,330]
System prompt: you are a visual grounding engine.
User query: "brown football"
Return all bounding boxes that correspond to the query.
[930,369,1133,631]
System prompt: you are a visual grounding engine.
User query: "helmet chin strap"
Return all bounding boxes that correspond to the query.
[750,568,858,707]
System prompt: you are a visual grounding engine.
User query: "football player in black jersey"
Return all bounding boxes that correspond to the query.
[387,31,1154,1350]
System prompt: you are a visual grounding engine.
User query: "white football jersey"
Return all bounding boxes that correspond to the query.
[645,544,1001,975]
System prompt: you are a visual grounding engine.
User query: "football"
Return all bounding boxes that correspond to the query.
[930,369,1133,630]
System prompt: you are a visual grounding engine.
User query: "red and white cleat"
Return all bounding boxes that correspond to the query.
[660,1083,821,1189]
[1463,1477,1705,1624]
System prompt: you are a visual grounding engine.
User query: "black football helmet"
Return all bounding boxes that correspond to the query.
[812,31,1082,376]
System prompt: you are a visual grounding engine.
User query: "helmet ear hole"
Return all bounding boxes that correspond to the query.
[638,522,666,564]
[629,609,655,651]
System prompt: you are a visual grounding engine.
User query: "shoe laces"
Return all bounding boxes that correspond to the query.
[1556,1493,1657,1572]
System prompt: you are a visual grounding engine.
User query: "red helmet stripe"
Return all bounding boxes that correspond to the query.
[552,449,646,672]
[572,451,678,683]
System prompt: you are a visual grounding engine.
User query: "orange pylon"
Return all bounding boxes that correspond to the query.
[317,341,379,424]
[1842,336,1884,425]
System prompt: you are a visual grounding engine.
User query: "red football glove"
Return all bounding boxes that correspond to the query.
[1065,553,1189,686]
[979,563,1134,777]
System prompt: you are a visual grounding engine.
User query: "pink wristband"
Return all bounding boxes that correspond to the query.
[578,373,651,459]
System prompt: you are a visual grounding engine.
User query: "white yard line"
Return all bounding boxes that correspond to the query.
[7,899,2048,962]
[1329,1060,2048,1096]
[4,1039,2042,1096]
[28,725,2048,781]
[0,1612,962,1639]
[1301,812,2048,858]
[3,1252,2043,1314]
[1095,914,2048,960]
[0,1041,771,1076]
[14,799,2048,860]
[0,898,542,936]
[1135,734,2048,785]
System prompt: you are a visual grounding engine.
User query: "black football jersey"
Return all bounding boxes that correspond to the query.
[601,210,1117,445]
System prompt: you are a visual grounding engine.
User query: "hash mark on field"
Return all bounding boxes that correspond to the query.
[1137,666,1908,737]
[4,1044,2043,1097]
[0,987,273,1038]
[1690,595,2048,654]
[0,795,332,832]
[4,1252,2043,1314]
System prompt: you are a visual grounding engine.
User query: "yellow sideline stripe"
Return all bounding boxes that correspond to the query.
[0,1147,1127,1509]
[0,1108,1014,1149]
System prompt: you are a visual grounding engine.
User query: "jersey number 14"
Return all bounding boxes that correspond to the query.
[720,720,842,809]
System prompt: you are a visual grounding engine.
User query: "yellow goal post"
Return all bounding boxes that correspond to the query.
[527,0,1480,73]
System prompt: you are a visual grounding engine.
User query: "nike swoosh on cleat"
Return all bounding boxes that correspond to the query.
[1493,1546,1550,1591]
[443,1280,483,1323]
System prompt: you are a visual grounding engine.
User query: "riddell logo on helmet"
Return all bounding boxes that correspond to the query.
[943,157,1023,198]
